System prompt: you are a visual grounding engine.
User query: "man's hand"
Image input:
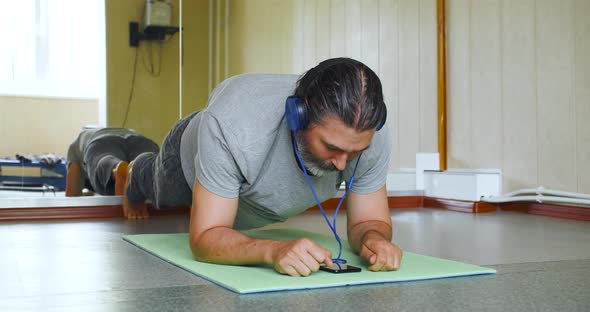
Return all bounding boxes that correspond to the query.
[346,187,402,272]
[359,236,403,271]
[271,238,334,277]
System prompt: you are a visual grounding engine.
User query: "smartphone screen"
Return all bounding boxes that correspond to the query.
[319,263,362,273]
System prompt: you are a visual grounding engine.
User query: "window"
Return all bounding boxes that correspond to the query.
[0,0,105,99]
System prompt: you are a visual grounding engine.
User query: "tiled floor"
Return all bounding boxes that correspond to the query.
[0,208,589,311]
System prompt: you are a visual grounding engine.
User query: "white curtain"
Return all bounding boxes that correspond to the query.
[0,0,103,98]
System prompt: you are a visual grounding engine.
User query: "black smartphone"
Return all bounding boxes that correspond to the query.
[319,263,362,273]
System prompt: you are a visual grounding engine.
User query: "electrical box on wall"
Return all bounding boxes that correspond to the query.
[129,0,179,47]
[143,0,172,31]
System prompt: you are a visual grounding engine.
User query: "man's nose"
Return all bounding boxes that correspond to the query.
[331,153,348,171]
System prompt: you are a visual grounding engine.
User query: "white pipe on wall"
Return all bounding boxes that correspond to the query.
[481,195,590,207]
[501,187,590,200]
[482,187,590,207]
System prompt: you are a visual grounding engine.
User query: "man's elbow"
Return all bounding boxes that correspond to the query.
[191,249,209,263]
[189,233,209,262]
[189,230,221,263]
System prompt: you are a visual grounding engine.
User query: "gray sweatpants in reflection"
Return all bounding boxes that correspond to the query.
[84,135,158,195]
[126,111,199,208]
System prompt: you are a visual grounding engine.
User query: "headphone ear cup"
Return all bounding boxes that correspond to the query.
[286,96,307,131]
[296,98,308,130]
[376,108,387,131]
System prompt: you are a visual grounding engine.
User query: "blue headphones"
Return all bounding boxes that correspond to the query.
[285,95,386,132]
[285,96,309,131]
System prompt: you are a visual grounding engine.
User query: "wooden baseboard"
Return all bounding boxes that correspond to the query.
[423,197,475,213]
[422,197,499,214]
[388,196,423,209]
[474,201,498,213]
[500,202,590,221]
[0,205,123,221]
[1,196,588,222]
[0,204,190,222]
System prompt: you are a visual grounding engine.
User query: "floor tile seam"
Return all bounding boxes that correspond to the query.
[0,283,212,302]
[487,258,590,273]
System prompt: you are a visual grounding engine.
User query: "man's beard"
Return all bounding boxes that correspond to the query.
[295,132,337,177]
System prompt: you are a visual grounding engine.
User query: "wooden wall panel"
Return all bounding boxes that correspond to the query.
[228,0,294,75]
[398,0,421,168]
[292,0,305,73]
[330,0,347,58]
[447,0,472,168]
[575,0,590,194]
[500,0,538,191]
[315,0,331,63]
[345,0,362,60]
[419,0,438,153]
[536,0,577,191]
[469,0,502,169]
[302,0,318,70]
[379,0,401,170]
[443,0,586,194]
[360,0,380,72]
[274,0,294,75]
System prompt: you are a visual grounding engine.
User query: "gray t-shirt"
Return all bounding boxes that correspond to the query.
[180,73,391,230]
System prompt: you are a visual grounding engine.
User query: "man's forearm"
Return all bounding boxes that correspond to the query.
[65,163,83,197]
[347,220,392,253]
[190,227,278,265]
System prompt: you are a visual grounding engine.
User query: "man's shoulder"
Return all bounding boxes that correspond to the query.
[222,73,299,88]
[206,73,299,111]
[202,73,298,145]
[368,124,392,156]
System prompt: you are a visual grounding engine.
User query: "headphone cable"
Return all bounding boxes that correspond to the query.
[291,131,362,264]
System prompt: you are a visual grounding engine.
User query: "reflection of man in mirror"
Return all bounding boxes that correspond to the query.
[122,58,403,276]
[65,127,158,199]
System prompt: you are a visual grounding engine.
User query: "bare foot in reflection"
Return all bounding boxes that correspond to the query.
[112,161,129,196]
[122,161,149,219]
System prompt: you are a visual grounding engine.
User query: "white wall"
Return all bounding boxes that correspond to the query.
[289,0,439,174]
[0,96,98,156]
[447,0,590,193]
[223,0,590,194]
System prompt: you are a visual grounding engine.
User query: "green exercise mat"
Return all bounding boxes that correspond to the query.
[123,229,496,294]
